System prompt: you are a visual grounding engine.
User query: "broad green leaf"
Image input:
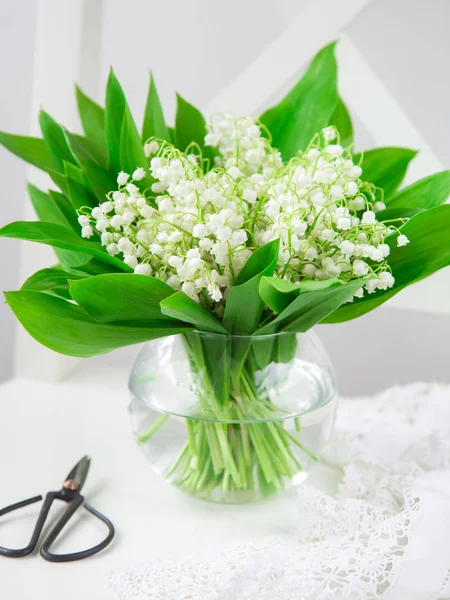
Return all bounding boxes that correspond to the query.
[174,94,208,153]
[105,68,127,175]
[69,274,186,327]
[46,169,69,195]
[259,278,299,314]
[184,332,230,408]
[259,277,341,314]
[251,332,298,371]
[142,72,170,142]
[119,109,152,190]
[29,185,80,234]
[328,97,353,147]
[0,221,131,272]
[375,207,450,289]
[64,161,91,188]
[324,205,450,323]
[386,170,450,210]
[22,267,87,300]
[250,335,276,371]
[27,184,88,268]
[49,160,98,196]
[257,279,365,335]
[160,291,228,334]
[57,252,95,271]
[75,134,108,171]
[64,161,98,210]
[377,206,423,222]
[222,240,280,388]
[39,110,76,172]
[48,190,80,232]
[69,257,123,276]
[354,147,417,200]
[0,132,53,171]
[273,333,297,363]
[75,85,106,150]
[64,130,116,203]
[223,240,280,334]
[259,42,338,159]
[28,184,68,227]
[5,290,188,358]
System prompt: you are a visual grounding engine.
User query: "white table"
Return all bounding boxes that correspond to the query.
[0,363,340,599]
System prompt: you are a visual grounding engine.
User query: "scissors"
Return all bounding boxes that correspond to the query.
[0,456,115,562]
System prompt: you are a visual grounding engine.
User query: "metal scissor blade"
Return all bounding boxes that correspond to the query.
[64,456,91,492]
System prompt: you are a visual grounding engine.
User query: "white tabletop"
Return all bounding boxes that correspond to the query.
[0,363,340,600]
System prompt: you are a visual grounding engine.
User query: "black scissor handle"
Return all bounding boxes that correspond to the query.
[0,492,54,558]
[0,492,115,562]
[40,498,115,563]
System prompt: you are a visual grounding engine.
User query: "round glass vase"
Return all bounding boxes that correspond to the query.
[129,330,337,504]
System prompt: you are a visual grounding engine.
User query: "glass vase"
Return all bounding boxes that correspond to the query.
[129,330,337,503]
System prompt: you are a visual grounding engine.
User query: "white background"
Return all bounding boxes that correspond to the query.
[0,0,450,394]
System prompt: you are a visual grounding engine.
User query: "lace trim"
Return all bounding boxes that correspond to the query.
[108,383,450,600]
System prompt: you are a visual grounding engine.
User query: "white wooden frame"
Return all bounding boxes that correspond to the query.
[16,0,449,381]
[14,0,104,380]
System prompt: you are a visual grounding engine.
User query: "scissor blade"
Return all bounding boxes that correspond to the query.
[65,456,91,492]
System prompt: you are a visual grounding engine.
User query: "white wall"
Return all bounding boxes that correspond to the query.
[0,0,37,382]
[0,0,449,394]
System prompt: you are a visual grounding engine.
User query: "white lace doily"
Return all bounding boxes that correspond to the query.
[108,383,450,600]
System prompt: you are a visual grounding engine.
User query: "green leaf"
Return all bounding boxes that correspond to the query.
[22,267,87,300]
[223,240,280,334]
[259,42,338,159]
[142,72,170,142]
[328,97,353,147]
[0,221,131,272]
[174,94,208,152]
[273,333,298,363]
[221,241,280,390]
[69,257,124,276]
[69,274,186,327]
[377,206,423,222]
[259,278,299,313]
[74,134,108,171]
[105,69,127,175]
[184,331,230,408]
[354,147,417,200]
[160,291,228,334]
[28,184,67,227]
[386,170,450,210]
[324,205,450,323]
[64,161,98,210]
[0,131,54,171]
[27,184,88,268]
[44,169,67,195]
[64,160,91,188]
[119,109,152,190]
[259,277,341,314]
[48,190,80,232]
[257,278,365,334]
[39,110,76,172]
[58,252,95,271]
[64,130,116,203]
[201,335,230,407]
[75,85,106,150]
[28,184,80,233]
[5,290,188,358]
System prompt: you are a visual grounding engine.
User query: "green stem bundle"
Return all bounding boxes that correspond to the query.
[138,331,317,500]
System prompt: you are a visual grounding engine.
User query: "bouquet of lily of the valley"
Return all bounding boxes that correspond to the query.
[1,42,450,500]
